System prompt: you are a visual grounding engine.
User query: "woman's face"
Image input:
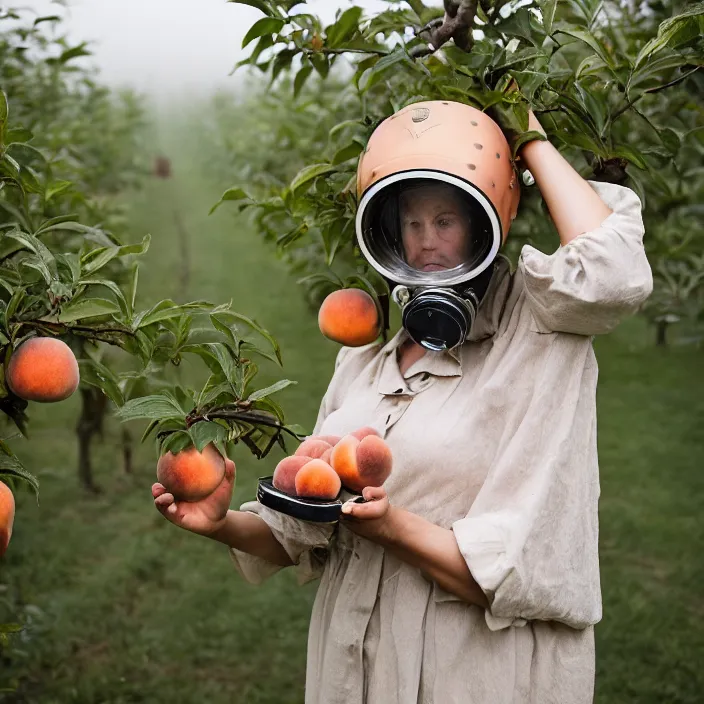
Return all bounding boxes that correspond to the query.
[399,183,471,272]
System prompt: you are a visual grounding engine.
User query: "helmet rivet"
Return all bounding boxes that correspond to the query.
[474,143,483,150]
[471,120,478,126]
[467,163,476,170]
[496,153,500,159]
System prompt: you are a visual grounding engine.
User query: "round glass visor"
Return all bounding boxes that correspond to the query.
[356,171,501,288]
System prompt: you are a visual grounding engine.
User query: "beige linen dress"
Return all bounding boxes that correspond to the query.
[229,181,653,703]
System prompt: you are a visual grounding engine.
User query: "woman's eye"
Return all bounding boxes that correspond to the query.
[438,218,453,228]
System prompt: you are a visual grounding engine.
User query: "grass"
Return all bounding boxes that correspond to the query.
[0,131,702,703]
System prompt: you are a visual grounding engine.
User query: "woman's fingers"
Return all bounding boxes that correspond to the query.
[362,486,386,501]
[152,482,167,498]
[342,486,388,519]
[154,492,174,507]
[224,459,236,482]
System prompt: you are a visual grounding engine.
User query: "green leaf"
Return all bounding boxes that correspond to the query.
[77,279,129,317]
[242,17,284,49]
[310,52,330,78]
[115,394,186,422]
[635,3,704,68]
[80,235,150,276]
[557,29,614,69]
[0,454,39,497]
[538,0,557,34]
[133,299,214,329]
[44,180,72,203]
[34,14,61,26]
[160,430,192,455]
[360,48,408,91]
[198,380,236,408]
[276,222,309,250]
[5,230,56,277]
[77,359,125,406]
[6,287,25,322]
[329,119,364,142]
[0,90,8,125]
[248,379,296,401]
[129,263,139,317]
[290,163,336,193]
[34,214,80,235]
[326,6,362,47]
[227,0,274,15]
[293,64,313,98]
[188,421,228,453]
[6,127,32,143]
[217,311,282,366]
[20,254,53,284]
[58,298,120,323]
[659,128,681,155]
[209,187,250,215]
[0,623,23,633]
[0,200,30,231]
[53,43,92,64]
[332,141,364,165]
[612,145,648,170]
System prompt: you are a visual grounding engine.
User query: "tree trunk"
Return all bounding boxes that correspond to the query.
[122,427,134,475]
[656,319,668,347]
[76,387,108,493]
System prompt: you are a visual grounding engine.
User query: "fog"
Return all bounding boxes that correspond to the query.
[19,0,393,102]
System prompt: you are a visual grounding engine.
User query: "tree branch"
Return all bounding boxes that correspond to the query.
[410,0,478,58]
[612,66,700,122]
[186,406,303,440]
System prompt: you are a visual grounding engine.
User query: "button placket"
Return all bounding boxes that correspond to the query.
[381,392,412,435]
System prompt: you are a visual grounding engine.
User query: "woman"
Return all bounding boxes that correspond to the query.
[152,101,652,703]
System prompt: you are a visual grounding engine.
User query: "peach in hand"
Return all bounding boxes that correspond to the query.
[156,443,226,502]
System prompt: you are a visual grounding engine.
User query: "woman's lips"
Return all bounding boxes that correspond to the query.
[420,263,448,272]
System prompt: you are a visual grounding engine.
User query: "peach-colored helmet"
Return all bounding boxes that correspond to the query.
[355,100,519,289]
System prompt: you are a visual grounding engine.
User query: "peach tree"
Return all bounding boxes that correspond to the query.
[211,0,703,343]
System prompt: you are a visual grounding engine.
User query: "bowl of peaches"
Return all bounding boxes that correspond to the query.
[257,426,393,523]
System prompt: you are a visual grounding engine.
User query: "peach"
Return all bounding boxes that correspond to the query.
[315,435,342,447]
[320,448,332,465]
[356,435,393,488]
[295,438,332,459]
[6,337,79,403]
[318,289,381,347]
[273,455,312,495]
[351,426,380,441]
[294,459,341,500]
[156,443,226,502]
[330,434,393,493]
[0,481,15,558]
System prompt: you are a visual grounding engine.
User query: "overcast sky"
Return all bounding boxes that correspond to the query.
[20,0,394,102]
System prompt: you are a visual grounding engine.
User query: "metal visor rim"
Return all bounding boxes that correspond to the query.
[355,169,502,288]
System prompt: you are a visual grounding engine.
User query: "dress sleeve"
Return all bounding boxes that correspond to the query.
[519,180,653,336]
[229,346,352,586]
[451,367,603,631]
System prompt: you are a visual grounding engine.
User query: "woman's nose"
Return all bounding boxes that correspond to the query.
[418,222,437,248]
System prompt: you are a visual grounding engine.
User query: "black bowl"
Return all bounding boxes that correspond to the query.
[256,476,367,523]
